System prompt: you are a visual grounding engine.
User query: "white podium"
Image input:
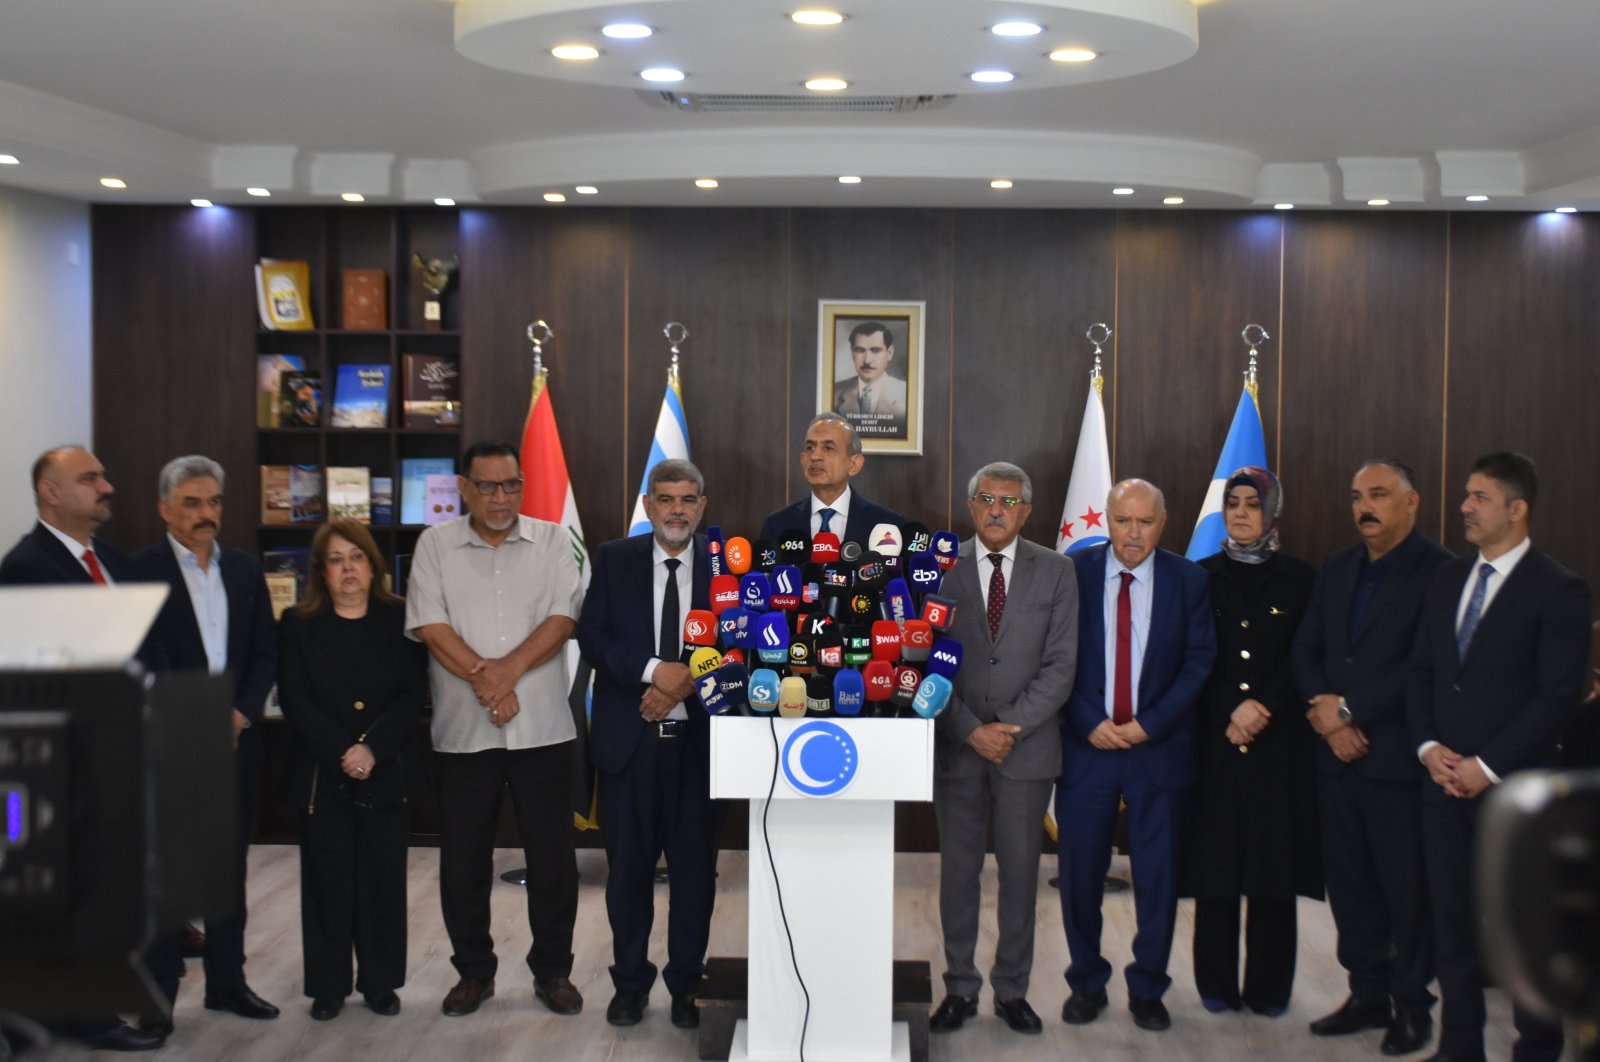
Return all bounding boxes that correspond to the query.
[710,716,934,1062]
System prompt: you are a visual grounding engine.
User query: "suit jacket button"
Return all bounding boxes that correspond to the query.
[1452,684,1462,693]
[354,700,365,711]
[1240,650,1251,660]
[1344,656,1354,664]
[989,658,998,665]
[1240,619,1249,629]
[1238,682,1250,692]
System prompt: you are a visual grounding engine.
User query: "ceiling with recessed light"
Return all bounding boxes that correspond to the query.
[0,0,1597,211]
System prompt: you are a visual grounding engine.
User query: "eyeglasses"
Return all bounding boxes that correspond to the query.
[972,492,1024,509]
[470,478,525,497]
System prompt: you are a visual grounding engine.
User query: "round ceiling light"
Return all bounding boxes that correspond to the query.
[1163,196,1184,205]
[1367,198,1390,206]
[434,197,456,206]
[838,175,861,184]
[991,22,1041,37]
[99,177,127,189]
[247,187,271,197]
[695,178,719,189]
[191,198,213,208]
[0,154,19,165]
[1112,187,1134,195]
[602,23,653,39]
[550,43,600,60]
[341,192,365,203]
[1049,48,1098,63]
[1274,203,1294,210]
[1555,206,1577,213]
[804,77,849,91]
[641,67,685,82]
[791,9,845,26]
[1465,195,1489,202]
[990,179,1013,189]
[969,70,1014,84]
[543,192,567,203]
[575,186,598,195]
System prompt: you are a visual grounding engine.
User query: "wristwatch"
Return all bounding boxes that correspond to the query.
[1336,697,1353,726]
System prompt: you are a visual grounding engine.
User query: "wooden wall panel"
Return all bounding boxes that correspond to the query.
[1278,213,1448,567]
[1113,211,1284,553]
[950,209,1117,548]
[1445,212,1600,591]
[787,208,955,530]
[623,208,791,540]
[92,205,257,554]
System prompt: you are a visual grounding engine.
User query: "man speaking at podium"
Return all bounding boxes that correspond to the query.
[760,412,902,546]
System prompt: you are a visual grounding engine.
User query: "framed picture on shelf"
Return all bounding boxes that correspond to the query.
[815,299,925,456]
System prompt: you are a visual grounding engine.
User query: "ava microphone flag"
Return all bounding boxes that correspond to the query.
[1184,382,1269,561]
[627,363,690,535]
[1055,371,1113,555]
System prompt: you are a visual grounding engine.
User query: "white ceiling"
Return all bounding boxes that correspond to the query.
[1,0,1598,210]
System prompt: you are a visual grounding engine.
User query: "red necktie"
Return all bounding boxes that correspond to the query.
[1113,571,1134,725]
[986,553,1006,640]
[83,547,109,586]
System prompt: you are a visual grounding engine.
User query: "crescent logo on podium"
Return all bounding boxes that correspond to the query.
[780,721,859,798]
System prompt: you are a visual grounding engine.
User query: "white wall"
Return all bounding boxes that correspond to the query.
[0,184,92,552]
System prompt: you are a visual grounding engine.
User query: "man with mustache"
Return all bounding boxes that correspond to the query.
[577,459,718,1031]
[833,321,908,438]
[1292,459,1451,1056]
[406,440,586,1020]
[138,454,281,1032]
[759,412,903,548]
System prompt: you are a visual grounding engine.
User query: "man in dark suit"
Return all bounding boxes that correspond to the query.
[577,458,718,1031]
[929,461,1078,1036]
[137,455,281,1029]
[1292,459,1451,1056]
[1409,452,1591,1062]
[759,412,903,547]
[1058,479,1215,1033]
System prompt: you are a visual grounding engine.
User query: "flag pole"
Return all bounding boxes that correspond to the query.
[1241,322,1269,407]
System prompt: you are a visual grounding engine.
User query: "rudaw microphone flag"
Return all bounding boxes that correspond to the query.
[1185,325,1271,561]
[518,322,597,829]
[627,323,692,535]
[1056,330,1114,556]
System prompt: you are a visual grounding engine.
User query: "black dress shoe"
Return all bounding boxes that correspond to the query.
[1061,989,1109,1025]
[364,991,400,1016]
[1129,996,1171,1031]
[1381,1009,1433,1055]
[138,1017,174,1038]
[929,994,978,1032]
[83,1021,166,1052]
[1418,1053,1485,1062]
[442,976,494,1016]
[670,992,699,1029]
[310,997,343,1021]
[180,921,207,958]
[606,991,646,1026]
[994,998,1043,1033]
[534,976,584,1015]
[204,984,281,1020]
[1310,996,1391,1036]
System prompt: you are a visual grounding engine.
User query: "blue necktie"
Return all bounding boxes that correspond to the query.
[818,507,836,534]
[1456,562,1495,659]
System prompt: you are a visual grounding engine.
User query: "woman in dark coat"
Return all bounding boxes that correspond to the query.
[277,518,426,1020]
[1183,467,1320,1016]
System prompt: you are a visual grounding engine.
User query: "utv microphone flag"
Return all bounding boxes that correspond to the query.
[1185,378,1269,561]
[627,360,690,536]
[1056,366,1113,555]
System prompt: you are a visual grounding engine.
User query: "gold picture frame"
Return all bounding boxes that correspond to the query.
[816,299,926,456]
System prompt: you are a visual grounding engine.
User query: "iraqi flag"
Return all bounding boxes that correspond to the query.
[1055,376,1113,555]
[627,369,690,535]
[1184,384,1269,561]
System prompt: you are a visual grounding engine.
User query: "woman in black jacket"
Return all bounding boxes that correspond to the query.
[278,519,425,1020]
[1182,467,1320,1016]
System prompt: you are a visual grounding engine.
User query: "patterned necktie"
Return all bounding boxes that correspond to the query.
[1456,561,1495,659]
[83,548,108,586]
[818,507,836,535]
[1113,571,1135,725]
[659,558,681,662]
[986,553,1006,639]
[861,386,874,414]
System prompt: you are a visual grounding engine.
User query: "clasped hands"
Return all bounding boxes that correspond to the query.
[1421,744,1492,799]
[641,662,695,722]
[1306,693,1369,763]
[341,743,375,779]
[470,654,522,728]
[1087,718,1149,752]
[1226,698,1272,746]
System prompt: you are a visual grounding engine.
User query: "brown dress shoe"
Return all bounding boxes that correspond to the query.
[442,977,495,1016]
[534,976,583,1015]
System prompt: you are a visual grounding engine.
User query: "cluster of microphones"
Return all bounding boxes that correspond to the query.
[682,521,965,721]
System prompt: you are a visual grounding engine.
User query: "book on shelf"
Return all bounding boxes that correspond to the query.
[371,476,394,525]
[330,364,390,428]
[261,465,292,525]
[327,466,372,522]
[291,464,324,523]
[401,352,461,428]
[391,553,413,597]
[424,474,462,525]
[257,354,304,427]
[342,268,387,330]
[399,457,454,524]
[280,372,322,428]
[264,570,299,620]
[255,259,315,331]
[262,547,311,597]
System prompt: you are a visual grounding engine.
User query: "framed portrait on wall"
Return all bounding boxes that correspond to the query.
[816,299,925,456]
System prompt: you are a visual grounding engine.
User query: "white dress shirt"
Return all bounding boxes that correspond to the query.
[1103,549,1157,718]
[168,534,228,676]
[810,487,853,540]
[641,540,693,721]
[40,519,114,584]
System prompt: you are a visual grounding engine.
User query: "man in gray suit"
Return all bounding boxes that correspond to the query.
[930,461,1079,1035]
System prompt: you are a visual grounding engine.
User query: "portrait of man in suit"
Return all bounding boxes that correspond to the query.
[833,320,908,434]
[929,461,1078,1036]
[1057,478,1215,1034]
[819,302,924,454]
[1408,451,1591,1062]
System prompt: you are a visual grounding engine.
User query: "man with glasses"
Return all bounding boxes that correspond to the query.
[406,440,586,1020]
[930,461,1079,1036]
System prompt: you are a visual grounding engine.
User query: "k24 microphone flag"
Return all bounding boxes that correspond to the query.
[1185,381,1269,561]
[627,362,691,536]
[1056,369,1113,556]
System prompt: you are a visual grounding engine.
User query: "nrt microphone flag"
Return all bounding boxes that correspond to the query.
[627,358,691,536]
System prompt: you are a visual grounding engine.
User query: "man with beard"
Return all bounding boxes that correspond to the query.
[577,459,718,1031]
[406,440,586,1019]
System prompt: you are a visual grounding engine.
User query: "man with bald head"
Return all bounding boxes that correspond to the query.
[0,444,135,586]
[1057,479,1215,1033]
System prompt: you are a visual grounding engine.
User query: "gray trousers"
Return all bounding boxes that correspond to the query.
[934,766,1053,1001]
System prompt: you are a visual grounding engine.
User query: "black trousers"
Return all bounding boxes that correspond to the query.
[299,805,409,999]
[436,744,578,982]
[1318,770,1435,1013]
[1422,796,1563,1062]
[597,728,720,997]
[1192,896,1297,1010]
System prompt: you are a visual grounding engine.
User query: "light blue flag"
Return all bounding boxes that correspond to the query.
[627,374,690,536]
[1185,386,1268,560]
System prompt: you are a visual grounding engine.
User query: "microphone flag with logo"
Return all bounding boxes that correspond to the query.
[627,354,691,536]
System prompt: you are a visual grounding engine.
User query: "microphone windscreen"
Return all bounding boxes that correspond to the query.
[927,637,963,679]
[805,672,832,715]
[871,619,902,662]
[920,592,958,632]
[929,530,961,571]
[722,647,746,667]
[740,572,772,613]
[753,538,778,573]
[892,664,923,710]
[725,536,752,575]
[902,522,932,556]
[748,668,781,713]
[799,612,836,639]
[847,588,879,623]
[839,539,863,564]
[907,552,943,596]
[814,629,844,671]
[862,659,895,703]
[843,626,873,668]
[714,661,750,715]
[683,609,717,647]
[867,522,903,557]
[705,525,725,578]
[881,578,914,624]
[777,675,807,718]
[711,574,740,615]
[901,619,934,662]
[832,668,865,716]
[810,531,841,565]
[777,528,809,566]
[688,646,724,679]
[787,634,814,674]
[800,563,823,605]
[769,564,803,611]
[854,550,888,589]
[754,612,789,664]
[718,606,747,649]
[694,669,727,714]
[912,673,953,718]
